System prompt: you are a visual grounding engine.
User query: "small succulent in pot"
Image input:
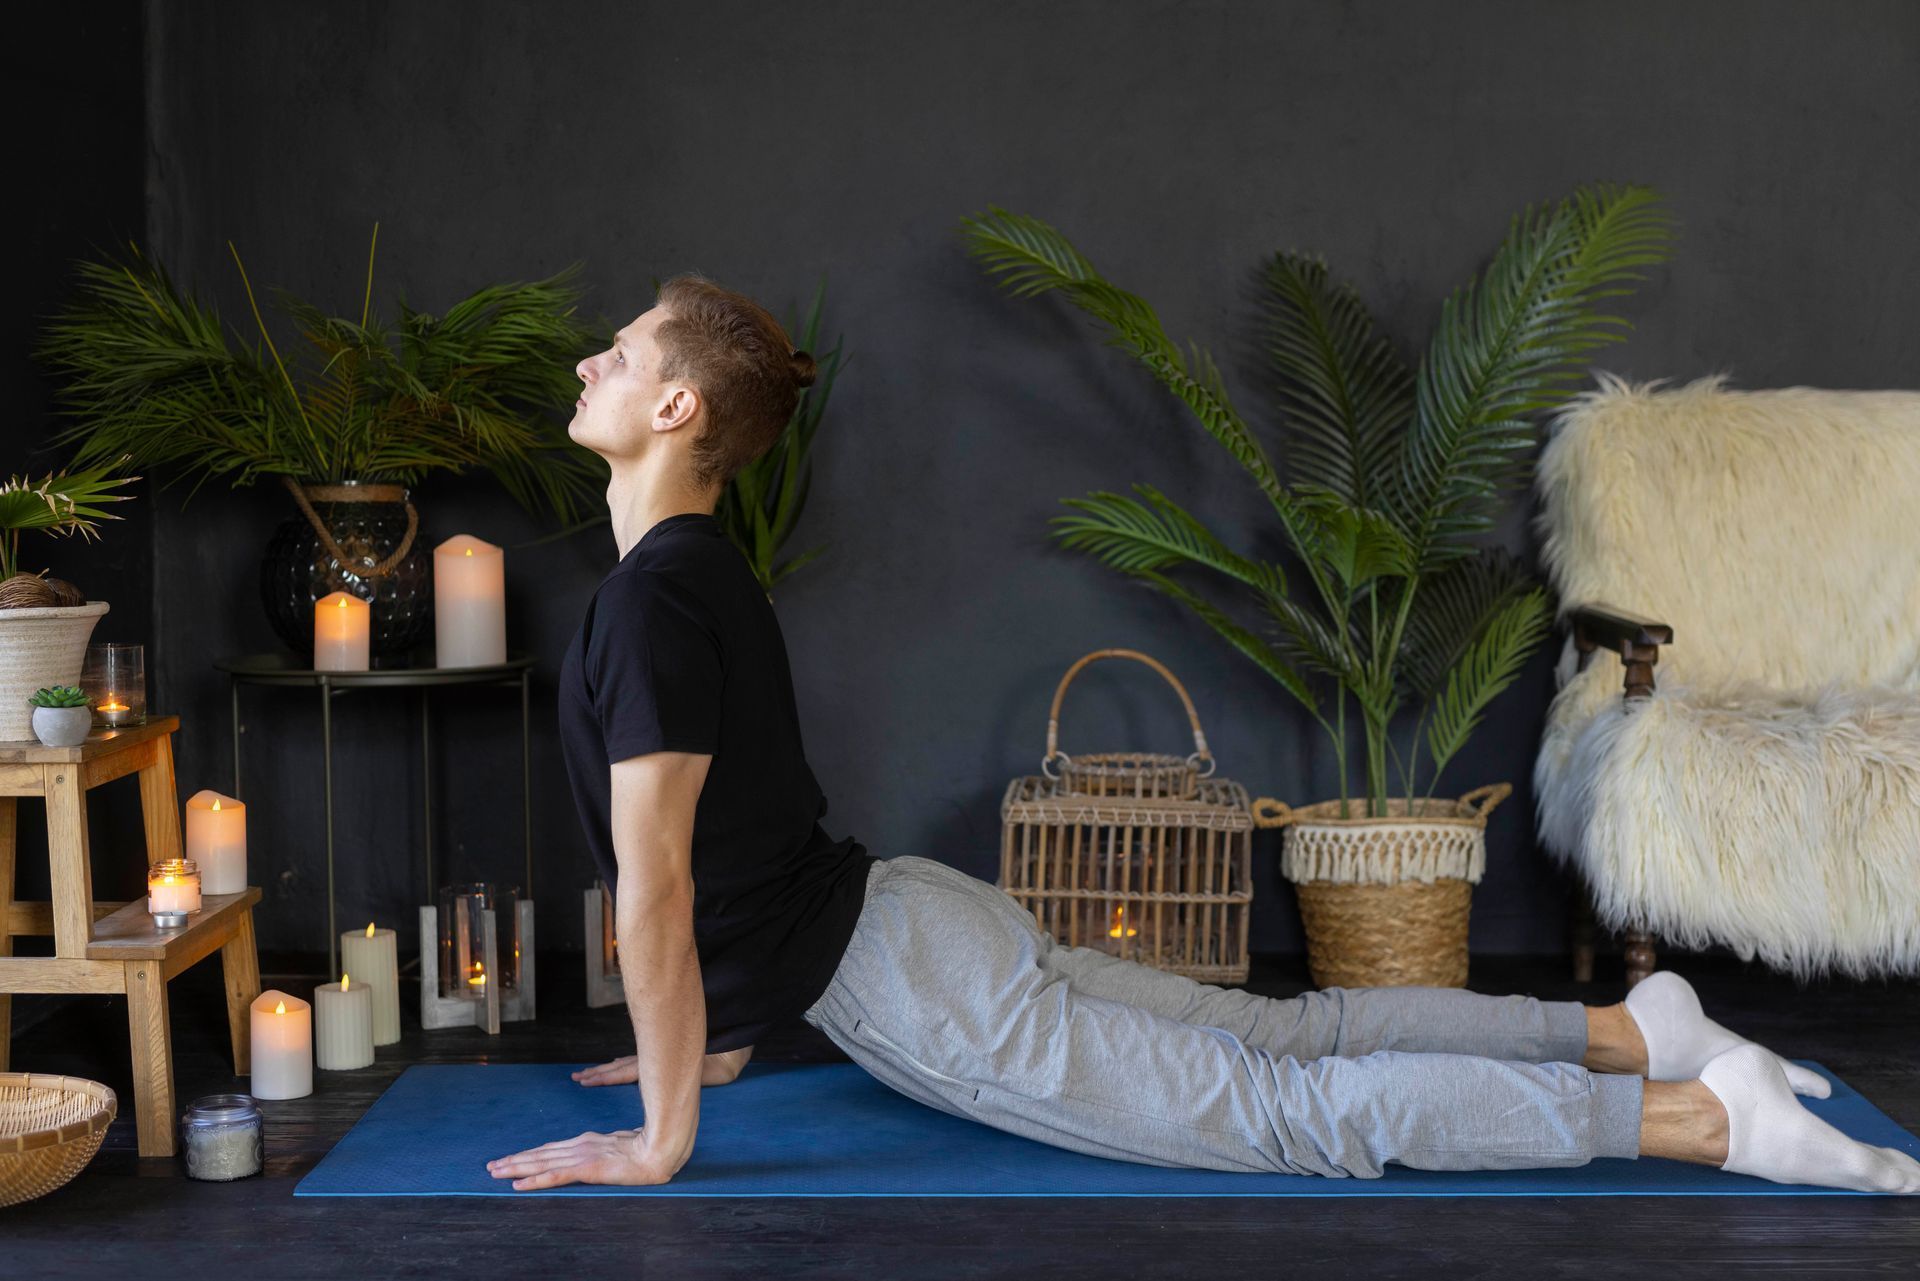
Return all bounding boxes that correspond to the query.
[28,684,93,748]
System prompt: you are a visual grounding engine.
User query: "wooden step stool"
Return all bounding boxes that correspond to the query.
[0,716,261,1157]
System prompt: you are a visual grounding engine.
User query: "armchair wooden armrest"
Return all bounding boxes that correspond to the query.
[1567,603,1674,701]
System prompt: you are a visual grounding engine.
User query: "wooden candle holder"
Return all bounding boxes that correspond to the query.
[416,898,536,1033]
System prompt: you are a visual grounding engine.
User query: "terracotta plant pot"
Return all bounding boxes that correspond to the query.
[0,602,109,742]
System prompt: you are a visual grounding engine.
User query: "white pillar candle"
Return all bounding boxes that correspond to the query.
[249,990,313,1100]
[313,974,375,1070]
[341,923,401,1046]
[185,789,248,896]
[147,862,202,915]
[313,591,371,671]
[433,534,506,668]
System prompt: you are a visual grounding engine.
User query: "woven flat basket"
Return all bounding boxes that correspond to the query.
[0,1073,117,1208]
[1252,784,1510,989]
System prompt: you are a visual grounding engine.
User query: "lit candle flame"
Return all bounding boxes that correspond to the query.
[212,797,221,812]
[1107,905,1138,938]
[469,962,487,988]
[464,547,473,556]
[365,922,376,938]
[341,973,351,991]
[338,597,348,608]
[274,1000,287,1015]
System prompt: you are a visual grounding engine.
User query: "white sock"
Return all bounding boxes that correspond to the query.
[1624,971,1831,1098]
[1700,1044,1920,1193]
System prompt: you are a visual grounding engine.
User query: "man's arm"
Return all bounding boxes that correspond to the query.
[610,749,712,1176]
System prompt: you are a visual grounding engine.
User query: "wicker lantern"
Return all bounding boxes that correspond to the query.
[998,649,1288,984]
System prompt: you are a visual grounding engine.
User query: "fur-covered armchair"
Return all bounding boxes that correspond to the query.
[1531,375,1920,986]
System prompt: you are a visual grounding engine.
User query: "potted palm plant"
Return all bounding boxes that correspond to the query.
[36,227,607,661]
[964,185,1675,987]
[0,462,137,741]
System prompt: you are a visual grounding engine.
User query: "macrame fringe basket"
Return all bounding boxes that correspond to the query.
[1252,784,1511,989]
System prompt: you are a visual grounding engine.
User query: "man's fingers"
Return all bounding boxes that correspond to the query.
[488,1132,604,1172]
[511,1160,586,1191]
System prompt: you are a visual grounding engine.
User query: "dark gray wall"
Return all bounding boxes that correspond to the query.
[131,1,1919,960]
[7,3,151,910]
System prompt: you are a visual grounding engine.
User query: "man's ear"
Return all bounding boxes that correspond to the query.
[652,384,701,434]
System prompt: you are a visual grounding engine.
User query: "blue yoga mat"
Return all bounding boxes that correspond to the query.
[294,1059,1918,1197]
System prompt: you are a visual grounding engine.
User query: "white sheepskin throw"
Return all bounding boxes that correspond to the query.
[1531,375,1920,978]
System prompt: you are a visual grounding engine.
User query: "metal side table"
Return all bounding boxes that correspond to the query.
[214,651,535,978]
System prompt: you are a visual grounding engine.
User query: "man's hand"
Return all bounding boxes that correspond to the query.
[573,1043,753,1089]
[487,1127,688,1191]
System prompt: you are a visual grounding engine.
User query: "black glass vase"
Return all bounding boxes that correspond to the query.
[260,480,432,663]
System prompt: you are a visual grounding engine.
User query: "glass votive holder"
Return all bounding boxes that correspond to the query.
[148,857,201,928]
[436,881,521,998]
[180,1094,264,1181]
[81,642,146,728]
[597,877,619,977]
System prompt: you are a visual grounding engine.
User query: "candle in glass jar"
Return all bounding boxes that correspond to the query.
[313,591,371,671]
[147,859,202,917]
[341,922,401,1046]
[433,535,507,668]
[313,973,375,1070]
[98,696,132,727]
[249,990,313,1100]
[185,789,248,895]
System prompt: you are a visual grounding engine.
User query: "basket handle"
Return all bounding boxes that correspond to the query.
[1250,797,1296,829]
[1043,648,1214,778]
[1458,782,1512,820]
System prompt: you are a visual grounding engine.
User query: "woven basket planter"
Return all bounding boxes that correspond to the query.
[0,1073,117,1208]
[0,601,110,742]
[1252,784,1511,989]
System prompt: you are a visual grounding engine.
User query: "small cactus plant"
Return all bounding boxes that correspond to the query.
[28,684,90,708]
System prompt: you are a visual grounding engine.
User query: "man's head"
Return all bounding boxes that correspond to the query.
[569,274,816,494]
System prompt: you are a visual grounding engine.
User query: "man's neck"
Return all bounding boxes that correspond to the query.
[607,460,718,560]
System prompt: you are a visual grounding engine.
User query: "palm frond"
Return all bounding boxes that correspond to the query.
[1399,185,1675,570]
[1260,252,1413,514]
[1050,484,1285,598]
[1423,587,1553,780]
[963,208,1296,522]
[1397,548,1537,700]
[1132,570,1322,718]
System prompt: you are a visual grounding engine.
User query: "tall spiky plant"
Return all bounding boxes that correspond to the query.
[713,281,846,593]
[35,226,609,525]
[963,186,1675,815]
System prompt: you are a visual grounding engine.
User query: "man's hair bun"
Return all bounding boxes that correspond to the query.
[790,349,818,389]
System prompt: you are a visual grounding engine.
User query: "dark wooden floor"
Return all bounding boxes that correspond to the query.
[4,951,1916,1279]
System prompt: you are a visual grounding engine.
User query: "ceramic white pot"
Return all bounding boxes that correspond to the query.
[31,705,92,748]
[0,601,110,742]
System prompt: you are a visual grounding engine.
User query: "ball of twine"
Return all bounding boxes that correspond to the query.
[0,574,59,610]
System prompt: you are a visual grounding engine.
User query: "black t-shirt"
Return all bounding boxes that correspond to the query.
[558,511,876,1053]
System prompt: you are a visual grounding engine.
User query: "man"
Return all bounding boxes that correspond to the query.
[487,275,1919,1194]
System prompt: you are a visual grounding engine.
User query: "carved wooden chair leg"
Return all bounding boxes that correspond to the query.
[1570,889,1596,983]
[1624,929,1657,988]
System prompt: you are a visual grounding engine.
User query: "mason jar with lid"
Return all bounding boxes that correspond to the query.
[181,1094,264,1181]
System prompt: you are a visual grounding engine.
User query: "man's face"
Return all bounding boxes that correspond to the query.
[569,306,677,459]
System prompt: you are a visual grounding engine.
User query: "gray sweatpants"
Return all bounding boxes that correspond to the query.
[802,855,1644,1178]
